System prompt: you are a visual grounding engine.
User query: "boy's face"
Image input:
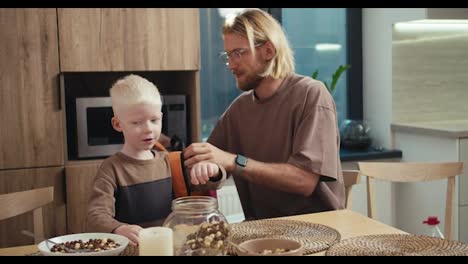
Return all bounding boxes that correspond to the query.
[112,103,162,152]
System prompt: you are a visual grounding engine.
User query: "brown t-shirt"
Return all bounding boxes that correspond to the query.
[86,150,226,233]
[208,73,345,219]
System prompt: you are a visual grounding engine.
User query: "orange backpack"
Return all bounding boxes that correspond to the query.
[153,142,212,198]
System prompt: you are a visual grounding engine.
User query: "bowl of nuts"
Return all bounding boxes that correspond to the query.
[37,233,129,256]
[236,238,303,256]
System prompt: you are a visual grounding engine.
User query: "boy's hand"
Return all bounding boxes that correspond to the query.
[113,224,143,246]
[190,162,219,185]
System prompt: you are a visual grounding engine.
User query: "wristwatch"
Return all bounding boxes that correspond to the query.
[234,154,248,176]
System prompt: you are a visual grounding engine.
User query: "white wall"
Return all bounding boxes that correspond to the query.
[361,8,426,226]
[362,8,426,149]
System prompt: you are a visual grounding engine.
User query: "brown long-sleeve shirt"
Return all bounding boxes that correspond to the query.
[86,150,226,233]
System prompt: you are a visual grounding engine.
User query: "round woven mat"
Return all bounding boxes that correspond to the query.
[228,219,341,255]
[326,234,468,256]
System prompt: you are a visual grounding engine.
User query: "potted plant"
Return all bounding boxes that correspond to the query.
[312,64,371,150]
[311,64,351,94]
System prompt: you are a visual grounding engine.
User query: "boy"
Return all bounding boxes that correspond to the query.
[86,74,226,246]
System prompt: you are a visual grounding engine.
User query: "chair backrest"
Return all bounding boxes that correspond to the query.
[357,162,464,240]
[342,170,361,209]
[0,187,54,243]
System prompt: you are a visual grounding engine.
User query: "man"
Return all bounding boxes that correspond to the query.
[184,8,344,220]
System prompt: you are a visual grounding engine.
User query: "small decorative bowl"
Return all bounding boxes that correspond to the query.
[340,119,372,150]
[236,238,304,256]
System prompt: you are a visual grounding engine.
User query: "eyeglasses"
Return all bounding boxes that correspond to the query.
[218,43,263,66]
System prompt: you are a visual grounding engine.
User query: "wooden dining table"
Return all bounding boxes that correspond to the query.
[0,209,407,256]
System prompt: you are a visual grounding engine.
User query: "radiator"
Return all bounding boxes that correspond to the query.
[216,185,245,223]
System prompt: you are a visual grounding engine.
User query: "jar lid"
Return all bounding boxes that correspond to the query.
[171,196,219,214]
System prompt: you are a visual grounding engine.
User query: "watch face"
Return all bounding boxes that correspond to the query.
[236,155,248,167]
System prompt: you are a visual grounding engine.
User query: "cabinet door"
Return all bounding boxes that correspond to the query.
[65,161,102,234]
[58,8,200,71]
[0,8,63,169]
[0,167,66,248]
[460,138,468,205]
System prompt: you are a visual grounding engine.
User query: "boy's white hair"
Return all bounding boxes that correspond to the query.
[110,74,161,116]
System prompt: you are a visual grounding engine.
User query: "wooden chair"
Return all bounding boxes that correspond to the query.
[0,187,54,243]
[358,162,464,240]
[343,170,361,209]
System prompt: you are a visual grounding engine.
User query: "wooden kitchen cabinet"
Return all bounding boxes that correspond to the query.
[57,8,200,72]
[65,160,103,234]
[0,8,64,169]
[0,167,66,248]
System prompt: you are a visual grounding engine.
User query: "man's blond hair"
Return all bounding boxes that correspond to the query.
[110,74,161,117]
[223,8,295,79]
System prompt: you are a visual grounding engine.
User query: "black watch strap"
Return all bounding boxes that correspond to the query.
[234,154,248,176]
[209,165,223,182]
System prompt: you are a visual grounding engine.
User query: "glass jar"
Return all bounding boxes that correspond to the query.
[163,196,231,256]
[340,119,372,150]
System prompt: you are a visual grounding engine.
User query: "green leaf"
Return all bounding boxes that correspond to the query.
[329,64,351,93]
[311,70,319,79]
[311,64,351,94]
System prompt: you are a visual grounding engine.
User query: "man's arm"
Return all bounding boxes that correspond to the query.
[240,159,320,197]
[183,142,320,196]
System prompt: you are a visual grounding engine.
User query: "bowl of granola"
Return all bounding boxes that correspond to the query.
[236,238,303,256]
[37,233,129,256]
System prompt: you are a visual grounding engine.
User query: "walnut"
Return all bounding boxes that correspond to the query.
[181,220,230,255]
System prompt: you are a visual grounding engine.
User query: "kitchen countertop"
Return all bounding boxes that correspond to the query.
[340,146,402,162]
[392,120,468,138]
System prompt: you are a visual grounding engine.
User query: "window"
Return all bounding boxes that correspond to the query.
[199,8,362,140]
[199,8,240,141]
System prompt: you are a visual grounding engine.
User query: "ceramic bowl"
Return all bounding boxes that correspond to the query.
[37,233,129,256]
[236,238,303,256]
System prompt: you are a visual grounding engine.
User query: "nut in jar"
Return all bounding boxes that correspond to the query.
[163,196,231,256]
[182,220,230,256]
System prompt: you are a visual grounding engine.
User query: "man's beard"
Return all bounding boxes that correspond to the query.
[237,72,264,92]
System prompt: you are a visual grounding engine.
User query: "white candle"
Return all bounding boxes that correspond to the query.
[139,227,174,256]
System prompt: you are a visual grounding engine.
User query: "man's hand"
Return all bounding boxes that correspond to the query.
[113,224,143,246]
[189,162,219,185]
[183,142,236,172]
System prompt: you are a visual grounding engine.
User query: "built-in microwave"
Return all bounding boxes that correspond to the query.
[74,95,187,159]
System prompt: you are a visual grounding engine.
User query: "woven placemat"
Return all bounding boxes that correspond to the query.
[228,219,341,255]
[326,234,468,256]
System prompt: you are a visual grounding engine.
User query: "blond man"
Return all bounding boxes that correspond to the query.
[184,9,344,220]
